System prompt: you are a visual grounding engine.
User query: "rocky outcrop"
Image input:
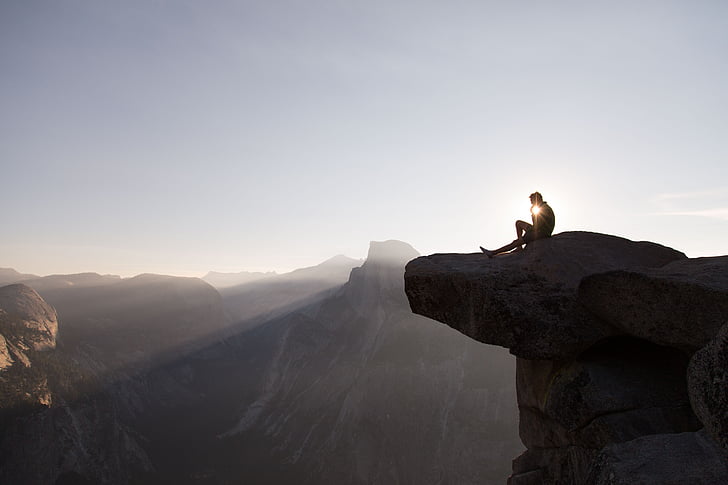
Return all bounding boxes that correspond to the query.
[0,285,59,421]
[404,232,728,484]
[0,284,58,353]
[405,232,685,361]
[0,284,59,376]
[578,256,728,352]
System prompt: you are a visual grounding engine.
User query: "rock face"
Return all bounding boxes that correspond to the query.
[404,231,728,484]
[405,232,685,361]
[579,256,728,352]
[0,285,59,412]
[0,284,58,353]
[0,284,59,377]
[688,322,728,452]
[586,430,728,485]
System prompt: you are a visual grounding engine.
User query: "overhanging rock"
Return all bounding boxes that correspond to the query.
[404,231,685,360]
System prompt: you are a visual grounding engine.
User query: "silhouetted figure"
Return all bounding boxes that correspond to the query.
[480,191,555,258]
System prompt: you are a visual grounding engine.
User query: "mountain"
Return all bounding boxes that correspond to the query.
[0,284,58,406]
[218,254,362,328]
[0,284,152,485]
[0,244,521,484]
[0,268,39,286]
[0,271,227,485]
[0,284,58,354]
[134,241,521,484]
[202,270,277,289]
[26,273,225,370]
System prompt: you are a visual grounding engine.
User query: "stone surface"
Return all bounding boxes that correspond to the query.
[579,256,728,351]
[405,231,685,360]
[516,338,700,450]
[0,330,13,370]
[688,322,728,453]
[404,232,728,484]
[586,430,728,484]
[0,284,58,351]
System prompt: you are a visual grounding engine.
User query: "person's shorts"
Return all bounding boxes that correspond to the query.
[523,229,537,244]
[524,229,551,244]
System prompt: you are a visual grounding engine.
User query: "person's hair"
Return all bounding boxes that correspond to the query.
[529,192,543,203]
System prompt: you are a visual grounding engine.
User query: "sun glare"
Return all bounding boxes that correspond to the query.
[531,206,541,216]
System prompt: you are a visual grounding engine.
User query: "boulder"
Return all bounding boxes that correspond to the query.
[688,322,728,454]
[578,256,728,352]
[405,232,685,360]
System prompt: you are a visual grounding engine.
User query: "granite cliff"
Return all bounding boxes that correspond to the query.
[0,284,58,408]
[405,231,728,484]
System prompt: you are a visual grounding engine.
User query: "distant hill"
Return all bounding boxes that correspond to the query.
[0,268,39,286]
[0,246,520,484]
[136,241,521,484]
[219,254,362,328]
[0,283,151,485]
[31,273,224,369]
[202,270,277,289]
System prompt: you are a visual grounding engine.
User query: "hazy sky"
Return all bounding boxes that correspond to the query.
[2,1,727,277]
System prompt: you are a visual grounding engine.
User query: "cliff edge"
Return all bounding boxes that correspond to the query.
[405,231,728,484]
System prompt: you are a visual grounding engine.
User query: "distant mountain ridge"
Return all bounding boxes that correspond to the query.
[218,254,363,328]
[0,268,39,286]
[202,270,277,289]
[1,245,520,484]
[175,240,521,484]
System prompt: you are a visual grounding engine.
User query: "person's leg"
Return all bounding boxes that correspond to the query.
[480,220,533,257]
[481,239,521,257]
[481,221,533,257]
[515,220,532,239]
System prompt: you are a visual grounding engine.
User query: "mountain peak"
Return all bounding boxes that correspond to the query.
[366,240,419,266]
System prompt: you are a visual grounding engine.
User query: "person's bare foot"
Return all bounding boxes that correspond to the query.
[480,246,494,258]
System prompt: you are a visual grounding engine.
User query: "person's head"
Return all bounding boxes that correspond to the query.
[529,192,543,205]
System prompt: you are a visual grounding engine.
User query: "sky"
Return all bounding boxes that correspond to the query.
[2,1,727,277]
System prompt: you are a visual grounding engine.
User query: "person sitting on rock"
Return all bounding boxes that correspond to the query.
[480,191,555,258]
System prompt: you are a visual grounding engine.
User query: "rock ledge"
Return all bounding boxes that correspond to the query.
[404,232,728,484]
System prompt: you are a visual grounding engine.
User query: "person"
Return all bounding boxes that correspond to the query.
[480,191,555,258]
